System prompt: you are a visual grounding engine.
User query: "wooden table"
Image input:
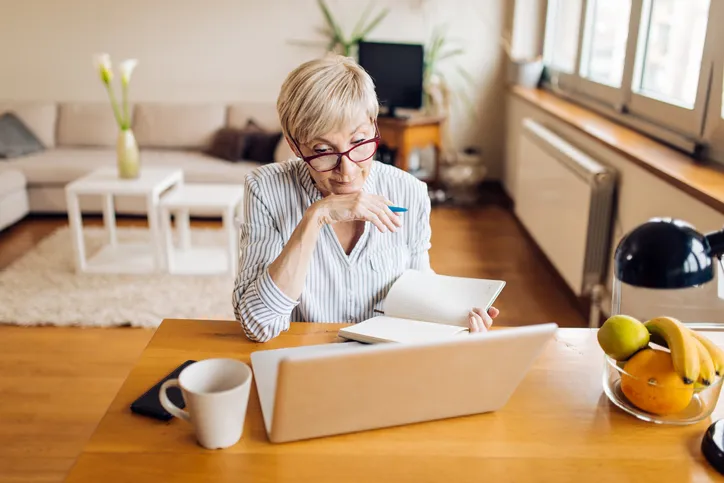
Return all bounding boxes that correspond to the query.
[377,115,444,183]
[65,320,724,482]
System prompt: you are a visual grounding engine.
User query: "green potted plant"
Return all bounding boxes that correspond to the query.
[499,28,543,88]
[421,26,478,162]
[93,53,139,179]
[316,0,389,58]
[422,26,476,120]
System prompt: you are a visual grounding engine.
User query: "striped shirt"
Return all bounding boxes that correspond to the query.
[232,159,432,342]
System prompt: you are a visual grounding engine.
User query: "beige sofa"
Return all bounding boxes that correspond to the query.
[0,100,294,217]
[0,169,29,231]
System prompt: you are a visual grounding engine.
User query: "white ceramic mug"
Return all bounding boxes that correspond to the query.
[159,358,252,449]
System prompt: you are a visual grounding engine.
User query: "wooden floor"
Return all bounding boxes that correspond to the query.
[0,205,585,482]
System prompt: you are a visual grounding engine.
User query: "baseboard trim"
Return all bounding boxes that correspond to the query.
[479,180,514,209]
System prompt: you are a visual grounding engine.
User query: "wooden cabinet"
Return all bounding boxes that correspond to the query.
[377,115,445,183]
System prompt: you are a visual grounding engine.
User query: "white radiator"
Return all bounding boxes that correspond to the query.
[514,118,616,298]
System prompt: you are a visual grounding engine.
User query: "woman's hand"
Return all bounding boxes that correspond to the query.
[468,306,500,333]
[310,192,403,233]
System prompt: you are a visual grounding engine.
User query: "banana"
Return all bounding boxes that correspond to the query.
[644,316,700,385]
[688,329,724,377]
[692,336,716,386]
[648,332,669,349]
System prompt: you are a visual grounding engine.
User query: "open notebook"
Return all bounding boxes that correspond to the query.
[338,270,506,344]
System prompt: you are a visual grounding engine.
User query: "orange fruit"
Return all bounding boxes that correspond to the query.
[621,348,694,415]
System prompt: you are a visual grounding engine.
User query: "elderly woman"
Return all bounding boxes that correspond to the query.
[232,55,498,342]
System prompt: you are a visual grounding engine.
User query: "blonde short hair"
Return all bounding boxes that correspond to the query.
[277,54,379,146]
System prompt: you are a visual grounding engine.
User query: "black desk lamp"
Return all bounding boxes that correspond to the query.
[614,217,724,290]
[613,217,724,474]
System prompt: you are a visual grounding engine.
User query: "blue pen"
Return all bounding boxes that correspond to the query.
[389,206,408,213]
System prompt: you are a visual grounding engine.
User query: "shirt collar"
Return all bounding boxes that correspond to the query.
[298,161,321,203]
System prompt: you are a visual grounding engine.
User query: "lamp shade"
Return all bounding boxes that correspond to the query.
[614,218,715,289]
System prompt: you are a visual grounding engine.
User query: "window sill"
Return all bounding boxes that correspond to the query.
[510,85,724,215]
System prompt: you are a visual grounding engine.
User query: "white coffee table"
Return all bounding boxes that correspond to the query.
[159,184,244,275]
[65,167,183,273]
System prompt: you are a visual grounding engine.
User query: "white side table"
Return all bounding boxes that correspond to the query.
[159,184,244,275]
[64,167,183,273]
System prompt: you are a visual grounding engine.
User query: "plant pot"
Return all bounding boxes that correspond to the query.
[439,155,487,206]
[117,129,140,179]
[507,58,544,89]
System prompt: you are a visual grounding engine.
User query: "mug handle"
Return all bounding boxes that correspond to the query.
[159,379,190,422]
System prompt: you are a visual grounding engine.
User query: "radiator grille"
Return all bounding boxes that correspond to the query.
[515,118,617,297]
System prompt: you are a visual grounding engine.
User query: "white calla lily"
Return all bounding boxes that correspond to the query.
[93,53,113,84]
[119,59,138,85]
[93,52,138,130]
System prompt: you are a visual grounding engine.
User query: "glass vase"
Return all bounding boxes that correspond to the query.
[117,129,140,179]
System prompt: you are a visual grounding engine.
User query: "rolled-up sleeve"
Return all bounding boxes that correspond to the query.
[407,181,433,273]
[232,175,299,342]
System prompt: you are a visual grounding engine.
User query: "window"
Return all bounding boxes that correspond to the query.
[543,0,583,73]
[634,0,709,108]
[543,0,724,164]
[580,0,632,88]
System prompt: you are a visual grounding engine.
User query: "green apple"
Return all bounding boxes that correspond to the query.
[597,315,650,361]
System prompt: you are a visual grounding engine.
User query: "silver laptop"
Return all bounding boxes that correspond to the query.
[250,323,558,443]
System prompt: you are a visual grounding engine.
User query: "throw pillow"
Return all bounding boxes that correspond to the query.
[207,128,247,161]
[0,112,45,159]
[241,120,283,164]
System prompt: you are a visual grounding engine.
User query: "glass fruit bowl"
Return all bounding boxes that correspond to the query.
[603,353,724,425]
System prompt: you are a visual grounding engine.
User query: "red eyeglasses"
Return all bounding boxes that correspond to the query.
[291,122,381,173]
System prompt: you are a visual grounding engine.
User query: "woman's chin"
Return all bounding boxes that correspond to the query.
[330,181,362,195]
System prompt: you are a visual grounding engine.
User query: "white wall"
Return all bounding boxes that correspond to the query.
[506,93,724,324]
[0,0,510,177]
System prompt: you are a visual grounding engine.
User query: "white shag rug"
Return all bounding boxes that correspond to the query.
[0,226,237,328]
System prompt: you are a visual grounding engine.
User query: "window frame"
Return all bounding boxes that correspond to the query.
[542,0,724,164]
[701,0,724,162]
[575,0,636,108]
[626,0,714,137]
[542,0,583,92]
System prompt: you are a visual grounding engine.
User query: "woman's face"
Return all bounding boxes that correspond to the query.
[293,112,376,196]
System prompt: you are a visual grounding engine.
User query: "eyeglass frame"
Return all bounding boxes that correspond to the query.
[289,121,382,173]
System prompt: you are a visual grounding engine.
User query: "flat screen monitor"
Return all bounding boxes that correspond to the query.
[357,41,424,118]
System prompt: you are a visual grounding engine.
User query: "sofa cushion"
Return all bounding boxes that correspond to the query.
[3,148,116,185]
[227,102,281,131]
[57,103,118,147]
[0,113,45,159]
[140,150,260,184]
[7,148,261,186]
[227,104,295,163]
[206,128,248,161]
[239,120,282,164]
[207,120,285,164]
[0,169,27,197]
[133,103,225,149]
[0,188,29,230]
[0,102,57,148]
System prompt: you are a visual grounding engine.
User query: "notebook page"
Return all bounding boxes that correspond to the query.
[383,270,506,327]
[338,316,467,344]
